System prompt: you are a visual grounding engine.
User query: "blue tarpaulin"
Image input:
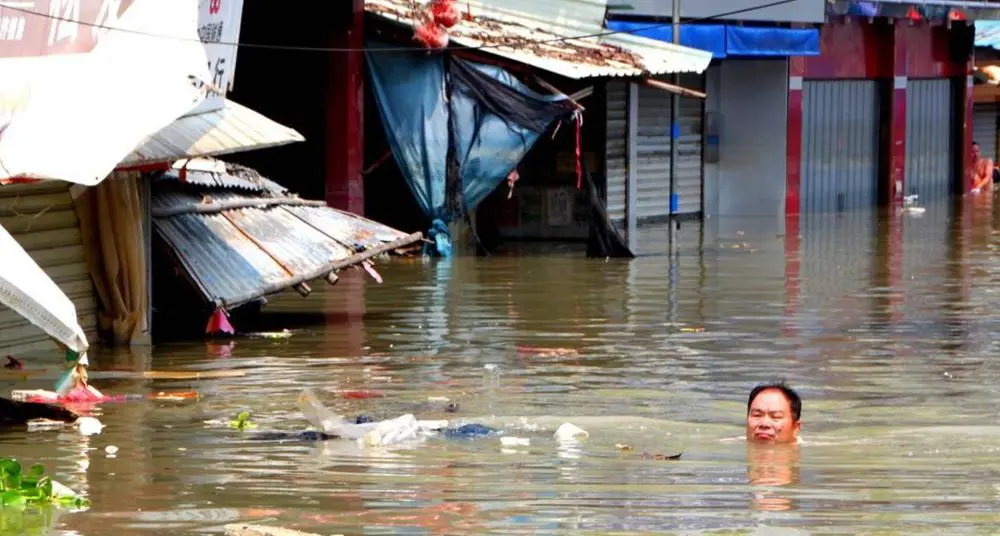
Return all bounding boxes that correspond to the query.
[365,43,572,256]
[604,20,820,58]
[603,21,727,58]
[726,26,820,57]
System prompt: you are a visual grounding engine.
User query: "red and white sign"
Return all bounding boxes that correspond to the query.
[194,0,244,112]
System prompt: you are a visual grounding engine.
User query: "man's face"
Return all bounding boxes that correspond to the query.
[973,144,982,161]
[746,389,800,444]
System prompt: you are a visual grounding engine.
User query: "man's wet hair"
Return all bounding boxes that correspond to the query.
[747,382,801,422]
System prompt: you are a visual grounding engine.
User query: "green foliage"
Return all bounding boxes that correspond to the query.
[229,411,257,431]
[0,458,89,510]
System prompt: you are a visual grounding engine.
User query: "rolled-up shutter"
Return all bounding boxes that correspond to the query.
[800,80,879,213]
[605,81,628,225]
[634,74,705,220]
[675,73,705,215]
[906,79,954,201]
[635,83,673,220]
[0,182,97,355]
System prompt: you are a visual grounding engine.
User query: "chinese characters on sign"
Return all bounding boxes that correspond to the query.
[195,0,243,109]
[197,21,222,43]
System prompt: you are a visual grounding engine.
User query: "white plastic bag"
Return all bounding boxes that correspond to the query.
[296,389,422,446]
[360,414,421,447]
[296,389,374,439]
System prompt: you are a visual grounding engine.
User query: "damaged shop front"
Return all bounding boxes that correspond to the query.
[0,0,416,354]
[362,0,712,256]
[149,160,421,339]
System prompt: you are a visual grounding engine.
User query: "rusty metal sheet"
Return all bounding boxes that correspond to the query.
[151,161,421,310]
[365,0,711,79]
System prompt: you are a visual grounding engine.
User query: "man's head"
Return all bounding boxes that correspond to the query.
[746,382,801,444]
[973,141,982,161]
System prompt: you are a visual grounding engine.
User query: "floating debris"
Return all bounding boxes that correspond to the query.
[501,436,530,447]
[554,423,589,441]
[639,451,683,461]
[517,346,580,357]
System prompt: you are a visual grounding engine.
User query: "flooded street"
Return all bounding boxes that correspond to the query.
[6,199,1000,534]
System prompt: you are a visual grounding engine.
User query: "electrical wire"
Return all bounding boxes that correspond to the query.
[0,0,804,54]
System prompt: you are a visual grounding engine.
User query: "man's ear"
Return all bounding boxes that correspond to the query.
[792,420,801,437]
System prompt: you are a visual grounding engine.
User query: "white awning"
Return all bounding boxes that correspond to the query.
[366,0,713,79]
[121,99,304,168]
[0,222,88,354]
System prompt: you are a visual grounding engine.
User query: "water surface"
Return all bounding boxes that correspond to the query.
[4,198,1000,534]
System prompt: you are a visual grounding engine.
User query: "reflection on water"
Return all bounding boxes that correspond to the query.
[4,198,1000,534]
[747,443,800,512]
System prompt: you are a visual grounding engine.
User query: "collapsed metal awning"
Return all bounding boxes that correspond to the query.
[365,0,713,80]
[120,100,305,169]
[151,159,422,311]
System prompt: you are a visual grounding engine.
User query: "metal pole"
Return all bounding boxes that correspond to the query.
[669,0,680,220]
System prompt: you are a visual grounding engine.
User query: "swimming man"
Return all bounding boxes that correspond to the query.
[746,382,801,444]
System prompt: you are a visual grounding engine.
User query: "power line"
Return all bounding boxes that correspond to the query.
[0,0,802,54]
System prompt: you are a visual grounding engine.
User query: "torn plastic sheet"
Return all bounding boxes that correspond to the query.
[296,389,438,447]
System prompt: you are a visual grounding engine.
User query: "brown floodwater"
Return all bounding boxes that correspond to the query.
[3,197,1000,535]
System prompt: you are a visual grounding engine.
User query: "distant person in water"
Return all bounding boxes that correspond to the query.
[746,382,801,444]
[968,141,995,195]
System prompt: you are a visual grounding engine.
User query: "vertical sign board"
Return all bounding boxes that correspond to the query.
[192,0,244,113]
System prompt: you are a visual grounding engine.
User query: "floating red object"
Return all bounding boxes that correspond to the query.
[206,308,235,335]
[341,390,384,399]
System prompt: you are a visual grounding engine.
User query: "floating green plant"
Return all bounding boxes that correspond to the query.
[229,411,256,431]
[0,458,89,509]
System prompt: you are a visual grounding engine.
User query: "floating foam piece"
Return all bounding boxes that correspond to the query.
[554,422,589,441]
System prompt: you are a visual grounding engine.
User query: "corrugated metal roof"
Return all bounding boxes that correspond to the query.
[158,159,290,194]
[365,0,713,79]
[977,20,1000,50]
[151,161,421,310]
[122,99,305,167]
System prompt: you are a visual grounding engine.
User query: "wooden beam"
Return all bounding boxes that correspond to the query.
[642,78,707,99]
[533,75,589,110]
[568,87,595,102]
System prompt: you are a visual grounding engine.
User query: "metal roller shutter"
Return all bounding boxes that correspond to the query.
[906,79,954,201]
[605,81,628,225]
[635,83,673,220]
[0,181,97,355]
[675,73,705,216]
[973,103,998,163]
[800,80,879,213]
[634,75,705,220]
